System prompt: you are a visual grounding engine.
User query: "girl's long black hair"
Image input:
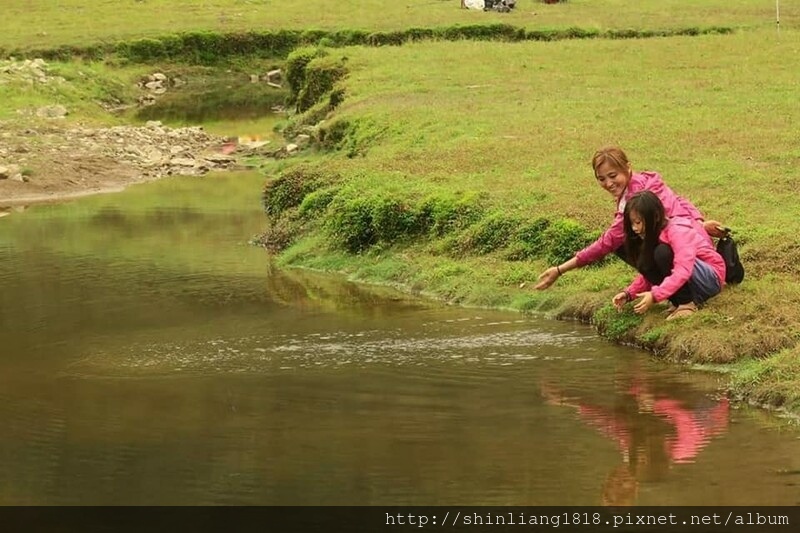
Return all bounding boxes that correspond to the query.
[624,191,668,272]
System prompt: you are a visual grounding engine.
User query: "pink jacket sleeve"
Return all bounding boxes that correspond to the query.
[575,211,624,266]
[626,273,652,299]
[649,223,697,303]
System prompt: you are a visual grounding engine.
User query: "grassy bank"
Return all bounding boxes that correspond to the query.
[2,1,799,414]
[0,0,787,53]
[259,27,800,414]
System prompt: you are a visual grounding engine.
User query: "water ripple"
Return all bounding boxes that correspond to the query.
[64,326,594,378]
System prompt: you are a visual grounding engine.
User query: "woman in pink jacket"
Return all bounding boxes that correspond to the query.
[535,146,724,290]
[611,191,726,320]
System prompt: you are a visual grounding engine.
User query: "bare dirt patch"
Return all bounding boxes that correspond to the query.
[0,149,143,206]
[0,120,237,208]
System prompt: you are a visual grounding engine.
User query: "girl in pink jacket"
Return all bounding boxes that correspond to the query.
[611,191,726,320]
[536,146,724,290]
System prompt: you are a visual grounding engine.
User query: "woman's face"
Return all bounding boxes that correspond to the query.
[594,160,631,200]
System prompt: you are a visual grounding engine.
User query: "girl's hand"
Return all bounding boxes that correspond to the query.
[633,291,655,314]
[612,292,628,311]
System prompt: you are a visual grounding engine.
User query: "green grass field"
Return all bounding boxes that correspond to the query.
[2,0,799,411]
[0,0,789,52]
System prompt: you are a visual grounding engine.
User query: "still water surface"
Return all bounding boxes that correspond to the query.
[1,172,799,506]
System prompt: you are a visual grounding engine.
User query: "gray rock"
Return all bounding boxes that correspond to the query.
[203,154,235,163]
[145,148,165,164]
[35,105,68,119]
[169,157,198,167]
[294,134,311,146]
[266,69,282,87]
[0,164,21,179]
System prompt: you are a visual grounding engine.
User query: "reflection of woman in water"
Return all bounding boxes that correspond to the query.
[541,379,729,506]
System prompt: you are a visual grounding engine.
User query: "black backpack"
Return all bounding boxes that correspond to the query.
[716,228,744,284]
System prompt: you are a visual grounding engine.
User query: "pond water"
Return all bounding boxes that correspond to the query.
[1,172,799,506]
[133,72,288,143]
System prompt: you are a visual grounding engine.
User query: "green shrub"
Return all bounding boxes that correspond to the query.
[300,30,328,44]
[36,43,108,61]
[295,55,347,112]
[298,187,339,219]
[19,25,736,64]
[542,219,596,265]
[178,32,224,63]
[327,29,370,46]
[606,29,640,40]
[638,326,666,345]
[455,212,520,255]
[593,304,643,341]
[440,23,520,42]
[262,167,338,219]
[118,38,166,61]
[505,217,551,260]
[326,196,377,253]
[367,31,406,47]
[256,211,303,252]
[525,30,557,42]
[284,46,326,107]
[371,197,424,244]
[418,192,487,237]
[405,28,436,42]
[116,30,302,63]
[565,27,600,39]
[282,87,345,140]
[317,116,385,157]
[321,192,461,253]
[317,118,352,150]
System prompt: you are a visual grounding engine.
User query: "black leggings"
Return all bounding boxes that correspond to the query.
[615,244,693,306]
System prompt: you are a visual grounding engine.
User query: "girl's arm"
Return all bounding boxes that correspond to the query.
[626,274,652,299]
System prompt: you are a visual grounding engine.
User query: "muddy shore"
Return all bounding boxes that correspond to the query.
[0,119,245,209]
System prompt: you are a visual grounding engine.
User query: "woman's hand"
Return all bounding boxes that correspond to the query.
[633,291,655,314]
[534,267,560,290]
[704,220,727,239]
[612,292,628,311]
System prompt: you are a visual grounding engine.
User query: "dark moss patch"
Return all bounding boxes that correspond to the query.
[8,24,736,63]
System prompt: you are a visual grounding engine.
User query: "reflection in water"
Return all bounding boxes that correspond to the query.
[132,74,286,149]
[135,75,286,125]
[542,369,730,506]
[0,205,28,217]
